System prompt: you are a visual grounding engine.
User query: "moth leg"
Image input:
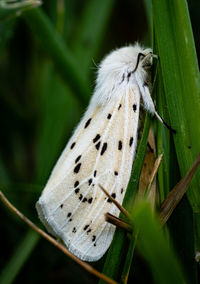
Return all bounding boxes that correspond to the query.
[154,111,176,134]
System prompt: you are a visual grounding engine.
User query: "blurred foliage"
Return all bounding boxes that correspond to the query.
[0,0,200,284]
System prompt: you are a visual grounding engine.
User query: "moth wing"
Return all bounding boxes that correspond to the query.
[36,85,140,261]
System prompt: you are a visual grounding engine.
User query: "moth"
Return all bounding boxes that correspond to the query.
[36,43,172,262]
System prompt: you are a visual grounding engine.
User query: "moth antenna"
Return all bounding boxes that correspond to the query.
[155,111,176,134]
[105,212,132,233]
[98,184,130,219]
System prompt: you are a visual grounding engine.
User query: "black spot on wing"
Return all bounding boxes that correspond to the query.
[133,104,137,112]
[79,194,83,200]
[84,225,89,231]
[84,118,92,128]
[111,193,116,198]
[92,235,96,242]
[87,229,91,234]
[121,188,124,194]
[75,188,80,194]
[72,227,76,233]
[107,193,116,203]
[100,143,107,155]
[75,155,81,164]
[118,141,122,150]
[107,113,112,119]
[118,104,122,110]
[67,212,72,217]
[74,181,79,188]
[94,170,97,177]
[88,197,93,204]
[93,134,100,143]
[82,197,87,202]
[95,141,101,150]
[60,204,63,208]
[74,163,81,173]
[129,137,133,147]
[70,142,76,149]
[114,171,118,176]
[88,178,92,185]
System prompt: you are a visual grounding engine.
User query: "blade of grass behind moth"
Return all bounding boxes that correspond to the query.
[99,114,151,283]
[155,66,198,284]
[160,152,200,225]
[0,230,39,284]
[120,234,137,284]
[153,22,198,284]
[35,62,81,185]
[152,0,200,252]
[23,8,90,106]
[72,0,115,77]
[131,201,186,284]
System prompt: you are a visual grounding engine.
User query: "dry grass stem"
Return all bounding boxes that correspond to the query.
[159,152,200,225]
[98,184,130,219]
[105,212,132,233]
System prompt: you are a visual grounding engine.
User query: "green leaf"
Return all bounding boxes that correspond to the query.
[152,0,200,251]
[131,201,186,284]
[73,0,115,76]
[23,8,90,106]
[0,230,39,284]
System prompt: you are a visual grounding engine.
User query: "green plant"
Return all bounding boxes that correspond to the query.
[0,1,199,283]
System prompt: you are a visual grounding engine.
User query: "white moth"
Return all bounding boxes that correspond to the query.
[36,43,165,262]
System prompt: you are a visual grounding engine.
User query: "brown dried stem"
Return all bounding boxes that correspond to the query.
[159,152,200,225]
[98,184,130,219]
[147,154,163,193]
[105,213,132,233]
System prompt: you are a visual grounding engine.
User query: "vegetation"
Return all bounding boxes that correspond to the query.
[0,1,200,283]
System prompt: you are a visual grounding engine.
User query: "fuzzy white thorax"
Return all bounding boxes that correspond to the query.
[90,43,154,113]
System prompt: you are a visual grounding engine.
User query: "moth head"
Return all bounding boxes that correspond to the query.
[98,44,157,77]
[135,50,158,72]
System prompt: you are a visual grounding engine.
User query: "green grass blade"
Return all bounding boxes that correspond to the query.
[152,0,200,251]
[23,8,90,105]
[131,201,186,284]
[120,235,137,284]
[155,52,197,284]
[35,62,81,185]
[0,230,39,284]
[73,0,115,76]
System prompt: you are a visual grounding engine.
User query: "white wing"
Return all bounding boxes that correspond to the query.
[36,83,140,262]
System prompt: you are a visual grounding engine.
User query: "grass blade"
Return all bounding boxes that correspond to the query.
[73,0,115,76]
[23,8,90,105]
[152,0,200,251]
[0,230,39,284]
[131,201,186,284]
